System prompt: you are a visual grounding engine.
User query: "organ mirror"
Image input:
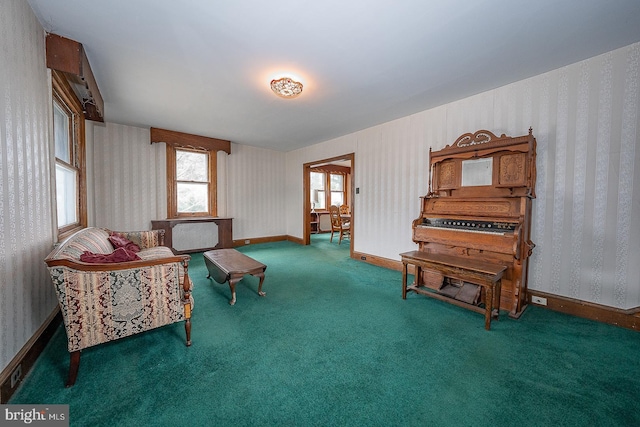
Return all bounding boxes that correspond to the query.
[461,158,493,187]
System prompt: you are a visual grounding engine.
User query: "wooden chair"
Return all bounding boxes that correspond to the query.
[329,205,350,244]
[339,204,350,215]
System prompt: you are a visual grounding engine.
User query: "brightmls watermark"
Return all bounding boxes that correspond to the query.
[0,405,68,426]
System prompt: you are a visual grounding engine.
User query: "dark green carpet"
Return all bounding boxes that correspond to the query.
[10,234,640,426]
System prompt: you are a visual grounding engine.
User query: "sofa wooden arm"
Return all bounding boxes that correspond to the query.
[44,254,189,271]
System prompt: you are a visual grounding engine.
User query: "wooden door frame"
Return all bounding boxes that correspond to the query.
[302,153,355,255]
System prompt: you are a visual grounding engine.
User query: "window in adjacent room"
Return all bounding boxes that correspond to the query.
[310,171,326,210]
[310,169,347,209]
[167,146,216,217]
[52,71,86,239]
[329,173,345,206]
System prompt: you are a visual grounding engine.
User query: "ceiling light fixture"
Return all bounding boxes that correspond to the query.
[270,77,303,98]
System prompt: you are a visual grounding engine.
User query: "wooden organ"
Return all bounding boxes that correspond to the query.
[406,129,536,321]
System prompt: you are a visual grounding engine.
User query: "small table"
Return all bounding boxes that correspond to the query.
[204,249,267,305]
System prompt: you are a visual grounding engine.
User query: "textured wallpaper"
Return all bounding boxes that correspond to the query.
[287,42,640,310]
[89,123,287,241]
[91,123,166,231]
[0,0,57,372]
[226,142,287,239]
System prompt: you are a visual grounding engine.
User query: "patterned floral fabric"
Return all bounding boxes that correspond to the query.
[50,228,114,260]
[45,227,192,352]
[119,230,165,249]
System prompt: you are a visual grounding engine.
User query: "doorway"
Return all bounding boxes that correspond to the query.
[303,153,354,256]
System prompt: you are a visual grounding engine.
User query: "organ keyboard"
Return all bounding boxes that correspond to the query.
[418,218,517,233]
[406,129,537,319]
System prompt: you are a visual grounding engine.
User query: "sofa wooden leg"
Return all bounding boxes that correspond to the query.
[185,318,192,347]
[182,258,192,347]
[66,351,81,387]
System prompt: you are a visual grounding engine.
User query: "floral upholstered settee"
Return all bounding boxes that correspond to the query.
[44,227,192,386]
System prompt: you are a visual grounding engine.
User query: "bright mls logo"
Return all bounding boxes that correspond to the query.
[1,405,68,426]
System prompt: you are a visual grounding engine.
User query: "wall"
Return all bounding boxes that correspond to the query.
[226,142,286,240]
[91,122,166,230]
[90,124,286,241]
[0,0,57,372]
[287,43,640,310]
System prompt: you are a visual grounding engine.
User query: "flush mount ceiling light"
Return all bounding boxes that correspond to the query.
[270,77,303,98]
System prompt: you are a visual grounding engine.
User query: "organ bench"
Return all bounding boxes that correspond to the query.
[401,251,506,330]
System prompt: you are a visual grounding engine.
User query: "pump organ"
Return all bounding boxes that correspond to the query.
[408,129,537,319]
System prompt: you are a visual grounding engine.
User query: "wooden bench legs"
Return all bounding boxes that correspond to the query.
[226,272,266,306]
[401,253,504,330]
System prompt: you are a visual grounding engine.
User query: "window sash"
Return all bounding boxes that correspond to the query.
[55,162,78,227]
[176,149,208,182]
[52,70,86,239]
[168,146,217,217]
[53,100,72,164]
[330,191,344,207]
[330,174,344,191]
[177,182,209,213]
[175,149,210,214]
[310,172,326,210]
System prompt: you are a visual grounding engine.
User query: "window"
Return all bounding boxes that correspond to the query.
[167,146,216,217]
[310,169,347,210]
[152,127,229,218]
[176,149,209,213]
[52,71,86,239]
[330,174,345,207]
[53,100,76,226]
[310,171,326,210]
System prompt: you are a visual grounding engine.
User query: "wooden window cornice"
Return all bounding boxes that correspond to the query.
[151,127,231,154]
[46,33,104,122]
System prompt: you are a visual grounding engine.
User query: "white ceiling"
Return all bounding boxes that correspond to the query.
[28,0,640,152]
